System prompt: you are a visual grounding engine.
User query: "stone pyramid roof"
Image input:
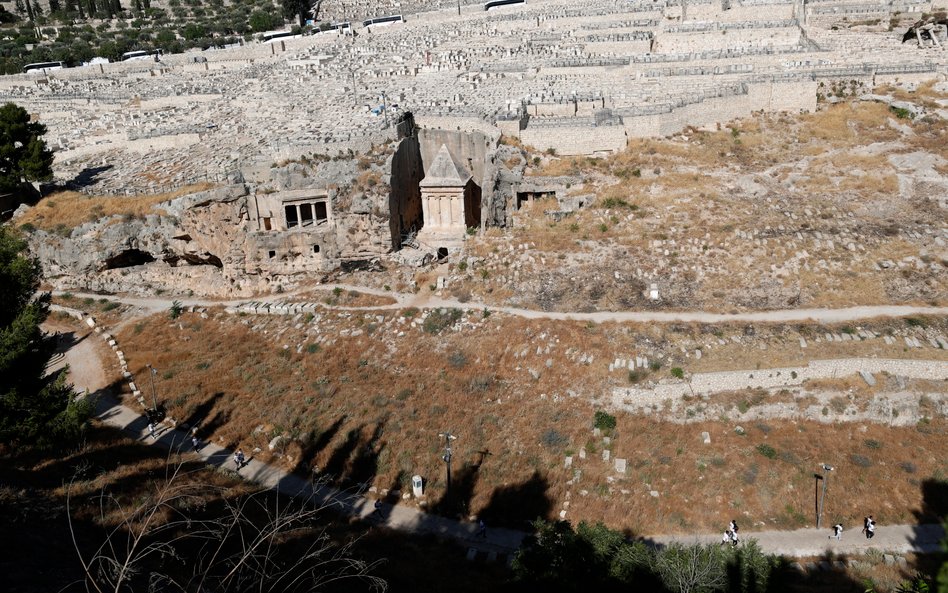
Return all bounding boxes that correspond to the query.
[420,144,471,188]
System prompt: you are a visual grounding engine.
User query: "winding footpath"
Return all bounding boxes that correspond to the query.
[48,317,945,560]
[56,284,948,324]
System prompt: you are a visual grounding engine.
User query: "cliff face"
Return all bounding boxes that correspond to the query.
[24,185,279,297]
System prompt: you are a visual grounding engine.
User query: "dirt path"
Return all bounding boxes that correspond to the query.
[44,321,109,394]
[55,287,948,325]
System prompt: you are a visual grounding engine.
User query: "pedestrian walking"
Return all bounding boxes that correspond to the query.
[866,519,875,539]
[191,435,200,450]
[831,523,843,541]
[721,530,732,545]
[729,520,739,534]
[148,422,156,439]
[476,519,487,538]
[372,499,383,518]
[234,449,245,470]
[729,529,739,546]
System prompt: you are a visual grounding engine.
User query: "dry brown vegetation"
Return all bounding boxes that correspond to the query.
[17,183,214,232]
[115,309,948,536]
[452,97,947,312]
[295,287,399,307]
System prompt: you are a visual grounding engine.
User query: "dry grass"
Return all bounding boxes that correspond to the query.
[113,309,948,536]
[18,183,214,232]
[294,287,398,307]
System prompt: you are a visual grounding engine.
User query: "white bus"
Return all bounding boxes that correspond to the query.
[262,30,302,43]
[121,49,162,61]
[23,61,64,73]
[361,15,404,29]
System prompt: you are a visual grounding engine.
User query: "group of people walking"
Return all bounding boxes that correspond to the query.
[721,520,740,546]
[827,515,877,541]
[721,516,879,547]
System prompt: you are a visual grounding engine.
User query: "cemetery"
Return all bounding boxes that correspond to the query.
[1,0,947,587]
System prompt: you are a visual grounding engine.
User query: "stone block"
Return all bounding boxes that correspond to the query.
[614,458,626,473]
[702,431,711,444]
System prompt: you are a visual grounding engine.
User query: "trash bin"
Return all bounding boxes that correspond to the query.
[412,475,424,498]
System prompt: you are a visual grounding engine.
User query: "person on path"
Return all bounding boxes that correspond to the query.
[234,449,246,470]
[372,499,383,519]
[866,518,875,539]
[729,520,739,534]
[476,519,487,538]
[831,523,843,541]
[729,529,739,547]
[721,530,732,545]
[148,422,156,439]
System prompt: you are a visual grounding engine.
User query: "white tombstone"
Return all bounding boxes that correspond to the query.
[412,475,424,498]
[649,284,659,300]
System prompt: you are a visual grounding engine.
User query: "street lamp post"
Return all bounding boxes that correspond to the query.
[438,432,458,495]
[816,463,834,528]
[146,364,159,413]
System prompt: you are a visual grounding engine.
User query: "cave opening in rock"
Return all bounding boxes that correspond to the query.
[102,249,155,270]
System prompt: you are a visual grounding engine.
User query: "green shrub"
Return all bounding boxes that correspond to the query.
[670,367,684,379]
[756,444,777,459]
[593,410,617,431]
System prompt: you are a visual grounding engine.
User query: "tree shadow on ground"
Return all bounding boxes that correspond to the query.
[289,415,348,478]
[322,423,385,490]
[349,422,384,487]
[63,165,113,191]
[431,449,490,518]
[908,478,948,581]
[478,470,552,530]
[181,392,228,440]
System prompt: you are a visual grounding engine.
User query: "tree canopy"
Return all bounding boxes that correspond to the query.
[281,0,308,29]
[0,102,54,195]
[0,226,90,449]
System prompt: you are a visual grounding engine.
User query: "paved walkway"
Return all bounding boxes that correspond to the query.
[46,320,946,559]
[55,287,948,325]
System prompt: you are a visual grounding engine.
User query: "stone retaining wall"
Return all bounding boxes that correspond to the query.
[612,357,948,408]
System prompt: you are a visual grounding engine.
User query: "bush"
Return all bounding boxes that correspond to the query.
[448,351,467,368]
[756,444,777,459]
[670,367,684,379]
[593,410,617,431]
[422,308,462,334]
[864,439,881,450]
[850,454,873,468]
[169,300,183,319]
[541,429,569,450]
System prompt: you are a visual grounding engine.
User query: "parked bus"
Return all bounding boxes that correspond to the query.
[23,61,64,73]
[361,15,404,29]
[485,0,525,10]
[121,49,162,61]
[262,30,302,43]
